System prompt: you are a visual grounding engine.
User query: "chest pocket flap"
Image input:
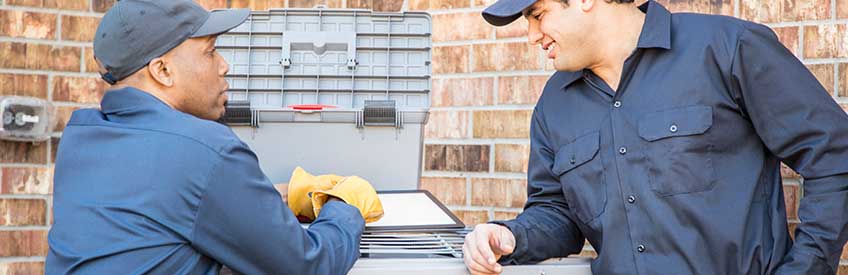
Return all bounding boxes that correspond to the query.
[552,132,600,176]
[638,105,713,142]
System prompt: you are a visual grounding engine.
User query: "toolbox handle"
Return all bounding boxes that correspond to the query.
[289,104,337,111]
[280,32,358,69]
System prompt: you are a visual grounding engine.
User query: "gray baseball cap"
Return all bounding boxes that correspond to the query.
[482,0,537,26]
[93,0,250,84]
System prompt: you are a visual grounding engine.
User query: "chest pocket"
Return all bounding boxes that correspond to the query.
[552,132,607,224]
[638,105,717,196]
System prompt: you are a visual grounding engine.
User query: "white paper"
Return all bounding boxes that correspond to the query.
[366,193,457,227]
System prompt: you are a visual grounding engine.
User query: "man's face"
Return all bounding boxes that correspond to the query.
[166,36,230,121]
[525,0,595,72]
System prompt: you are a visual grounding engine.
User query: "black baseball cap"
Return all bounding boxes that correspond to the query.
[93,0,250,84]
[482,0,537,26]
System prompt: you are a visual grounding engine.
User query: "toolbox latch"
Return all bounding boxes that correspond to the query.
[359,100,401,129]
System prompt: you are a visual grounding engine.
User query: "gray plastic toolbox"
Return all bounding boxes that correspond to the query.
[217,8,431,190]
[216,7,592,275]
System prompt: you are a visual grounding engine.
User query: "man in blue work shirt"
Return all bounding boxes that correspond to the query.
[46,1,382,274]
[463,0,848,274]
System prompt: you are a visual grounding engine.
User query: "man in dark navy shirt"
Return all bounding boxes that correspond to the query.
[46,1,381,274]
[463,0,848,274]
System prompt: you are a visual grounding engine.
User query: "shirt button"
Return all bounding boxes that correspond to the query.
[613,101,622,108]
[619,147,627,155]
[637,245,646,253]
[669,124,678,133]
[627,195,636,204]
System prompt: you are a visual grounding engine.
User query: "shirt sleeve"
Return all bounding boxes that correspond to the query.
[490,107,586,265]
[729,23,848,275]
[189,139,365,275]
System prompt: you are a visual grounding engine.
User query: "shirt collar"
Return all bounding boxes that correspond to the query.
[636,0,672,50]
[100,86,173,115]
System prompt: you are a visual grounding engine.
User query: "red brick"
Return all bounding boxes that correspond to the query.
[0,140,48,164]
[0,42,81,72]
[230,0,286,9]
[0,74,49,99]
[772,27,800,57]
[289,0,342,8]
[53,76,109,104]
[804,24,848,59]
[0,262,45,274]
[196,0,229,9]
[783,184,799,220]
[473,42,543,72]
[0,199,46,226]
[473,110,532,138]
[1,167,52,195]
[840,63,848,97]
[424,110,469,139]
[433,46,470,74]
[7,0,89,10]
[843,240,848,260]
[659,0,733,16]
[429,0,471,10]
[497,75,547,105]
[840,0,848,19]
[806,64,835,96]
[408,0,429,10]
[93,0,116,12]
[52,106,79,132]
[84,47,101,73]
[780,163,800,179]
[788,221,798,239]
[452,209,489,226]
[0,10,57,39]
[471,178,527,208]
[420,177,467,205]
[493,211,518,221]
[578,249,598,258]
[432,78,494,107]
[495,17,528,39]
[61,16,100,42]
[433,13,493,42]
[360,0,404,11]
[474,0,494,8]
[0,231,49,257]
[741,0,830,23]
[495,144,529,173]
[425,144,490,172]
[51,137,60,163]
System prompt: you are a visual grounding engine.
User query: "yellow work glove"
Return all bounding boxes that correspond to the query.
[287,167,343,222]
[311,176,384,223]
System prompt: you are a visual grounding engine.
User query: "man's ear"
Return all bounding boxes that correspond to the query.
[580,0,596,12]
[147,57,174,87]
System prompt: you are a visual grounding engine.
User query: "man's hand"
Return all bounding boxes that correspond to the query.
[463,224,516,275]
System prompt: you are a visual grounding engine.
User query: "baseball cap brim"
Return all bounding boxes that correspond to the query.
[482,0,536,26]
[191,8,250,38]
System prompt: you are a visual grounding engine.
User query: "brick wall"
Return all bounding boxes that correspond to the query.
[0,0,846,273]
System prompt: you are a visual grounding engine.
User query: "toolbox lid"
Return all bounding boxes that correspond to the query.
[217,8,432,190]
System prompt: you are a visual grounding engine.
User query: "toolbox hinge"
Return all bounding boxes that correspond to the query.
[218,100,257,127]
[357,100,401,129]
